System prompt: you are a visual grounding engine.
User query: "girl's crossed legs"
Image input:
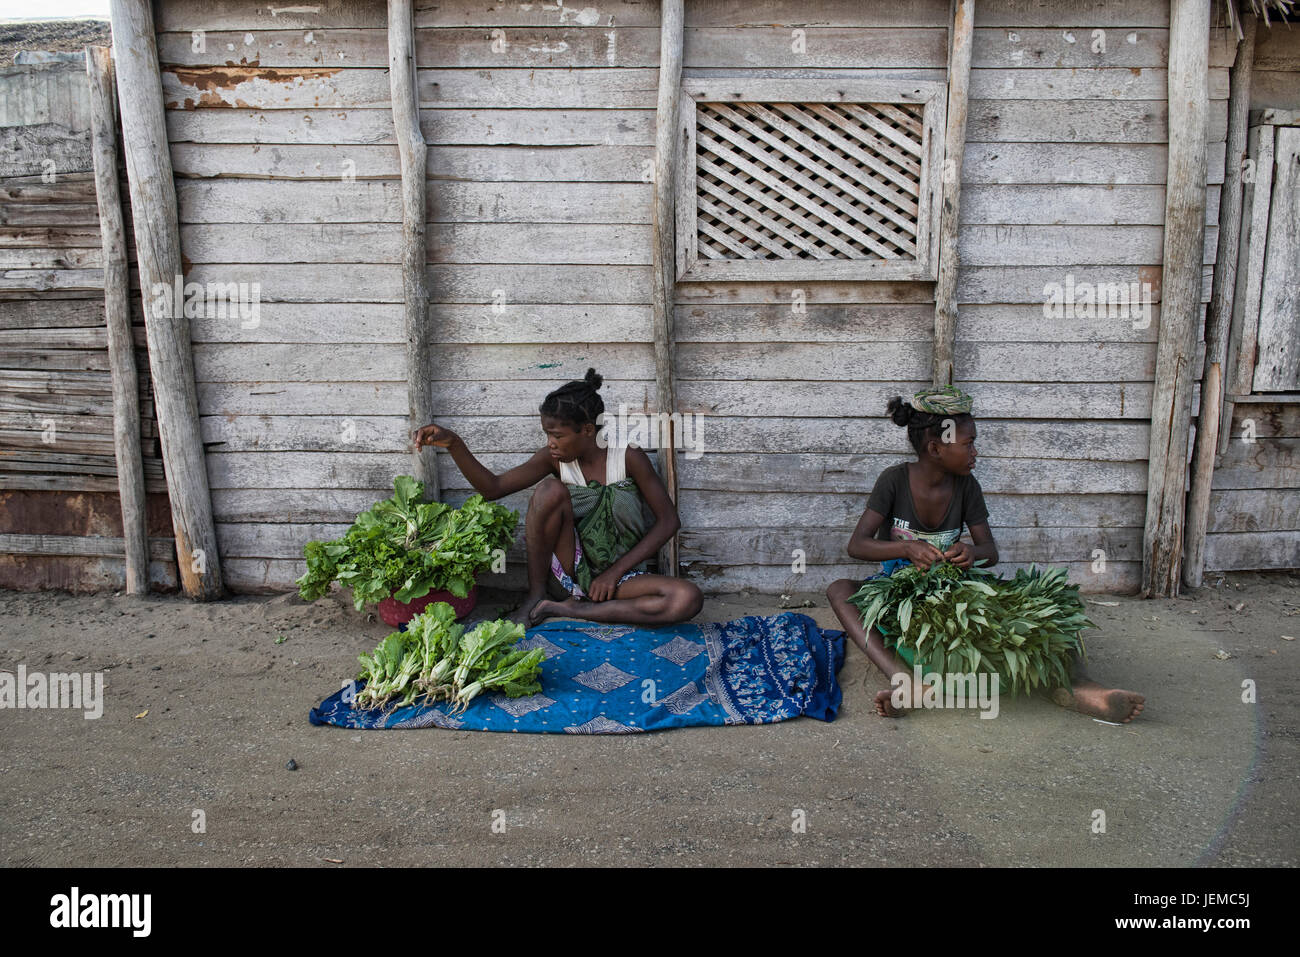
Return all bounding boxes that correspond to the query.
[518,476,702,628]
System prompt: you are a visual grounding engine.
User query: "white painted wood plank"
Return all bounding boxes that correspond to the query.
[177,222,652,265]
[1203,531,1300,570]
[676,301,1166,342]
[680,488,1147,525]
[170,142,652,180]
[1206,489,1300,532]
[193,342,655,383]
[967,98,1228,143]
[175,263,654,303]
[962,142,1226,184]
[188,303,651,344]
[167,108,656,146]
[961,185,1219,226]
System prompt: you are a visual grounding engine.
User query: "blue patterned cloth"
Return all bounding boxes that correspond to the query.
[308,613,845,733]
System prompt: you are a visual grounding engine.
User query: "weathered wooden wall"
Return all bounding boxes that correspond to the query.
[0,57,177,591]
[153,0,1286,595]
[1250,13,1300,111]
[1203,13,1300,576]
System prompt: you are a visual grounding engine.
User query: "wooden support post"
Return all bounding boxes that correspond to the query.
[109,0,222,599]
[86,45,148,595]
[1184,14,1256,590]
[1142,0,1209,598]
[932,0,973,388]
[652,0,684,577]
[388,0,438,499]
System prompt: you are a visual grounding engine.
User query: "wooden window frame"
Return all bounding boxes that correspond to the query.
[675,78,947,283]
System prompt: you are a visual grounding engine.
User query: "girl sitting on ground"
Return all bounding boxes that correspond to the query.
[825,386,1145,723]
[411,368,703,629]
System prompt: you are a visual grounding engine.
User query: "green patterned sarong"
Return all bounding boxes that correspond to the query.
[568,478,650,591]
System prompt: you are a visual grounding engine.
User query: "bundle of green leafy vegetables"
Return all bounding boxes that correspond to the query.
[296,476,518,611]
[849,561,1094,694]
[354,602,545,713]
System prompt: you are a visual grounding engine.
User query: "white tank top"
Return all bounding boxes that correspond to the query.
[559,445,627,486]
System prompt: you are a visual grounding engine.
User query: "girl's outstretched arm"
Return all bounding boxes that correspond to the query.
[411,423,554,501]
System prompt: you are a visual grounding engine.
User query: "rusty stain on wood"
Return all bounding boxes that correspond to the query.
[164,65,344,109]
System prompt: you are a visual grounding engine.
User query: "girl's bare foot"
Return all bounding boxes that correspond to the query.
[513,595,546,629]
[1052,680,1145,723]
[527,598,579,626]
[874,688,907,717]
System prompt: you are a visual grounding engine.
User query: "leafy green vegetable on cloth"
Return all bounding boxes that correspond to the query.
[849,562,1093,694]
[296,476,518,611]
[354,602,544,713]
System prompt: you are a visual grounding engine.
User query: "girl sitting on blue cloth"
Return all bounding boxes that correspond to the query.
[826,387,1145,723]
[413,369,703,629]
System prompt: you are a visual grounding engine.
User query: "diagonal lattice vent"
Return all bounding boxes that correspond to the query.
[694,101,925,263]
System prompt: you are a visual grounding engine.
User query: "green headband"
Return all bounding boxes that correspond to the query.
[911,386,973,416]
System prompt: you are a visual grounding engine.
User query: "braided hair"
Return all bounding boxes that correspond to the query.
[540,368,605,428]
[887,395,973,456]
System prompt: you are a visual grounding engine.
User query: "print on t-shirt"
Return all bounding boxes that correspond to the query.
[889,517,960,552]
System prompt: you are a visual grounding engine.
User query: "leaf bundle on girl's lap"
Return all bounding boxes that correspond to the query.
[412,369,703,629]
[825,387,1145,723]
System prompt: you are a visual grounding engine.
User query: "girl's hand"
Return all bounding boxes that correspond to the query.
[586,569,621,602]
[412,423,458,450]
[903,540,946,570]
[942,541,975,569]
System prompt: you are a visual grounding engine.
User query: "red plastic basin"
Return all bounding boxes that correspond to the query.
[377,586,478,626]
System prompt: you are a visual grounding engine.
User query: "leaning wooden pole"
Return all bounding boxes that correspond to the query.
[651,0,684,576]
[86,45,149,595]
[1184,14,1257,590]
[932,0,973,388]
[109,0,222,598]
[388,0,439,499]
[1141,0,1209,598]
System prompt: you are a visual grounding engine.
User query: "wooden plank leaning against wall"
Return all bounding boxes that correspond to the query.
[85,45,149,594]
[386,0,438,499]
[1184,14,1257,590]
[652,0,684,576]
[110,0,223,598]
[931,0,973,389]
[1142,0,1209,598]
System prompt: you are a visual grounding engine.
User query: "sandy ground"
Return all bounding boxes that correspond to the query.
[1,571,1297,867]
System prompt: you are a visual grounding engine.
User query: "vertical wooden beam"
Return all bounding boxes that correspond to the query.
[932,0,973,388]
[1184,14,1256,589]
[85,45,148,595]
[652,0,684,576]
[1142,0,1209,598]
[388,0,438,499]
[109,0,222,599]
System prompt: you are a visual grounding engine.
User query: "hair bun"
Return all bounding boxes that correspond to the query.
[886,395,913,426]
[583,368,603,390]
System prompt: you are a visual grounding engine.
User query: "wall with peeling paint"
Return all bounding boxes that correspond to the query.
[138,0,1294,595]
